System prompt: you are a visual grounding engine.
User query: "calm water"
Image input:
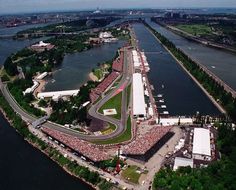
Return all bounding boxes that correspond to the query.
[133,23,220,116]
[0,23,58,36]
[0,38,49,65]
[0,113,94,190]
[44,40,126,91]
[146,19,236,91]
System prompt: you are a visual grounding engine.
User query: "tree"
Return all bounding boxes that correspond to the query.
[4,57,18,76]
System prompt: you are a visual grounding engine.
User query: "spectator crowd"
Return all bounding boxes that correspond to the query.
[122,126,172,155]
[42,127,111,162]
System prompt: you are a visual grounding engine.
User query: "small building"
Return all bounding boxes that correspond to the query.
[192,128,211,161]
[36,72,48,80]
[37,89,79,101]
[23,80,39,95]
[30,41,55,52]
[173,157,193,171]
[99,32,117,43]
[132,73,146,119]
[157,117,193,126]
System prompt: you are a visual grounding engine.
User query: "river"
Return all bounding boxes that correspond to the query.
[0,24,95,190]
[0,113,94,190]
[146,19,236,91]
[44,40,125,91]
[132,23,220,116]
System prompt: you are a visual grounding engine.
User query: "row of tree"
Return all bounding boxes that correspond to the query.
[144,20,236,190]
[145,19,236,122]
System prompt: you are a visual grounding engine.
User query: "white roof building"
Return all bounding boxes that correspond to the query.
[32,41,50,47]
[23,80,39,95]
[99,32,113,39]
[37,89,79,100]
[132,73,146,118]
[192,128,211,160]
[36,72,48,80]
[173,157,193,171]
[157,117,193,126]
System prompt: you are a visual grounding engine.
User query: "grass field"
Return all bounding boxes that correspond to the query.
[126,84,131,108]
[175,24,212,36]
[121,165,141,184]
[93,68,103,80]
[92,116,132,145]
[98,91,122,120]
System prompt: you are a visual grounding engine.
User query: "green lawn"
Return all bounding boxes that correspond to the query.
[121,165,141,184]
[92,116,132,145]
[175,24,212,36]
[93,68,103,80]
[126,84,131,108]
[98,91,122,120]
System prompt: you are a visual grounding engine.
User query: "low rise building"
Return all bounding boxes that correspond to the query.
[30,41,55,52]
[173,157,193,171]
[192,128,211,161]
[132,73,146,119]
[37,89,79,101]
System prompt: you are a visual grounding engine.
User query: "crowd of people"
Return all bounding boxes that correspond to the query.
[89,71,119,103]
[112,50,124,72]
[41,127,111,162]
[122,126,172,155]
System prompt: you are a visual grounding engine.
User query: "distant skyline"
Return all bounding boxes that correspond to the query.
[0,0,236,14]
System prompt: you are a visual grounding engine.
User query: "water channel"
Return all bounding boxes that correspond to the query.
[132,23,220,116]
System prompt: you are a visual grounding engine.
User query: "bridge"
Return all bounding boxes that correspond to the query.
[32,116,49,128]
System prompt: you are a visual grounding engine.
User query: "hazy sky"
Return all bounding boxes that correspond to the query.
[0,0,236,14]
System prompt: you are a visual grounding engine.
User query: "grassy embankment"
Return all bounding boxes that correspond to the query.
[145,20,236,121]
[175,24,212,36]
[126,84,131,108]
[98,91,122,120]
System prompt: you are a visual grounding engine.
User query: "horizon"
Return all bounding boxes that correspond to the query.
[1,7,236,16]
[1,0,236,15]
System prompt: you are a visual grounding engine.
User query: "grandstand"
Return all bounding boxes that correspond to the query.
[90,71,119,103]
[41,127,111,163]
[122,126,174,162]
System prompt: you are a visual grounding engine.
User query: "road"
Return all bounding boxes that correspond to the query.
[0,47,132,141]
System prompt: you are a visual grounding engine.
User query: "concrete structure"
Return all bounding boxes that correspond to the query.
[99,32,117,43]
[132,50,149,72]
[157,117,193,126]
[23,80,39,95]
[173,157,193,171]
[132,73,146,119]
[30,41,55,52]
[192,128,211,161]
[37,89,79,101]
[36,72,48,80]
[103,109,117,116]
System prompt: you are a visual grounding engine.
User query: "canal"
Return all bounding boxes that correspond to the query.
[132,23,220,116]
[146,19,236,91]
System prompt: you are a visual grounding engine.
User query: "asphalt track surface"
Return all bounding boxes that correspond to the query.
[0,47,131,141]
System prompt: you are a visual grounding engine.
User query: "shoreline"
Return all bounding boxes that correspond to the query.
[89,72,99,82]
[145,25,226,114]
[155,21,236,54]
[0,106,96,190]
